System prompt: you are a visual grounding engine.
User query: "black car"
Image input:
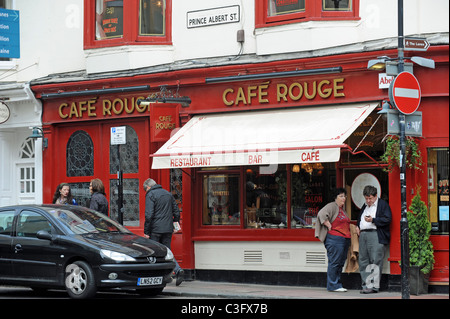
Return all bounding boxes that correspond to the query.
[0,204,176,299]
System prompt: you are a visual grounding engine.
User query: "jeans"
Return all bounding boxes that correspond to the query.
[324,233,350,291]
[149,232,182,273]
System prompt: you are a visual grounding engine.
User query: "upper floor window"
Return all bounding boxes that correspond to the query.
[84,0,172,49]
[256,0,359,28]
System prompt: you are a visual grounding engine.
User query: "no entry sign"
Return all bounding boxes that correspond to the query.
[389,71,421,115]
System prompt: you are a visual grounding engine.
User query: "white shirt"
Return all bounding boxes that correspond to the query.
[359,197,378,230]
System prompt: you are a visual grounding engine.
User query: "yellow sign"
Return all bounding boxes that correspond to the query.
[222,78,345,107]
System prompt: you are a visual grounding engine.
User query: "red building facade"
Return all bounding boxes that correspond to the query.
[31,45,449,289]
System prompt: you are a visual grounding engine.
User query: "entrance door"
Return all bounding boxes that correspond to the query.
[55,119,149,232]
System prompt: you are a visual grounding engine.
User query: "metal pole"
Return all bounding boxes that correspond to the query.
[398,0,410,299]
[117,144,124,225]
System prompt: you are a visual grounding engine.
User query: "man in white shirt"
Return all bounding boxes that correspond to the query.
[356,185,392,294]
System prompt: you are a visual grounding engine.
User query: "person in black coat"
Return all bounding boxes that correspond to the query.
[89,178,109,216]
[356,185,392,294]
[143,178,183,285]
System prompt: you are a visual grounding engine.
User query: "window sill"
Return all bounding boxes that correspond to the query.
[85,44,175,74]
[256,16,361,29]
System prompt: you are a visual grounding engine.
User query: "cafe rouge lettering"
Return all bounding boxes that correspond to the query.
[222,77,345,107]
[58,96,147,119]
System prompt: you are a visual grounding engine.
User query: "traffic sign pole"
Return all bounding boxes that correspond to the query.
[397,0,410,300]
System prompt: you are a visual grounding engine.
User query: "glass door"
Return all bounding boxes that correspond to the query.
[56,118,149,231]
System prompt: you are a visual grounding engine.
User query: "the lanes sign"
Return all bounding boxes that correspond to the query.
[404,37,430,51]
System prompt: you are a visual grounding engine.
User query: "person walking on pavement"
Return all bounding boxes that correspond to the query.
[89,178,109,215]
[52,183,78,205]
[143,178,184,286]
[315,188,351,292]
[356,185,392,294]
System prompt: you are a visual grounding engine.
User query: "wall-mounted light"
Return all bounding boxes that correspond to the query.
[377,100,394,114]
[28,127,48,149]
[367,56,392,71]
[137,96,192,108]
[367,55,434,75]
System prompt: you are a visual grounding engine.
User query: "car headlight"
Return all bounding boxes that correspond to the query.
[101,249,136,262]
[165,248,174,261]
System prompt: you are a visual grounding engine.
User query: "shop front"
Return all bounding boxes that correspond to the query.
[31,46,449,289]
[154,75,394,287]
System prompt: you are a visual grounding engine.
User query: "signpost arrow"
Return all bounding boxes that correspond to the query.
[404,37,430,51]
[0,8,20,58]
[389,71,421,115]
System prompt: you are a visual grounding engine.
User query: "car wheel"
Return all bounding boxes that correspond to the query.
[65,261,97,299]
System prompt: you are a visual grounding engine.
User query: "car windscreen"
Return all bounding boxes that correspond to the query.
[45,206,131,235]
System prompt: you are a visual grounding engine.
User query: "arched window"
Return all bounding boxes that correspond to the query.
[19,138,35,159]
[66,130,94,177]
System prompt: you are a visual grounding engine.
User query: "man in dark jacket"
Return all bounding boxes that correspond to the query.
[356,185,392,294]
[143,178,183,286]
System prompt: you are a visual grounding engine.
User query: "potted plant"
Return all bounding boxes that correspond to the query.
[380,135,423,173]
[407,188,435,295]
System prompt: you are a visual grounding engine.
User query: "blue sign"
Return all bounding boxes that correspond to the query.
[0,8,20,58]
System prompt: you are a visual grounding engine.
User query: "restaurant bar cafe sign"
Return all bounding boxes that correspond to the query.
[157,148,339,169]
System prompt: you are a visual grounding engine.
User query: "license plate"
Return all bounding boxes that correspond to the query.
[137,276,163,286]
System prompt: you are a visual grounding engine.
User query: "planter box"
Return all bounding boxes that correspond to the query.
[409,265,429,295]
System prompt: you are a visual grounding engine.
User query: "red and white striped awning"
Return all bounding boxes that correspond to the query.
[151,102,378,169]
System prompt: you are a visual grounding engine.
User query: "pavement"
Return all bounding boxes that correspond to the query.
[164,279,449,299]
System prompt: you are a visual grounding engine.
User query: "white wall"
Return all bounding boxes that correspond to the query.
[2,0,448,81]
[1,0,85,83]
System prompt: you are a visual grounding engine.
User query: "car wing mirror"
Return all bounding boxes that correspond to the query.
[36,230,53,241]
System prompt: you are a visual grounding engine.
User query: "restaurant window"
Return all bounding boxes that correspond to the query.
[291,163,336,227]
[85,0,172,49]
[256,0,359,28]
[245,166,287,228]
[171,168,183,207]
[428,148,449,234]
[200,164,336,229]
[202,172,240,226]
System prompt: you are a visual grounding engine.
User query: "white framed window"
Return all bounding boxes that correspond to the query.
[17,138,36,203]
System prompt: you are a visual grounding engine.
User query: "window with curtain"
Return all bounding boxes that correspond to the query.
[87,0,171,48]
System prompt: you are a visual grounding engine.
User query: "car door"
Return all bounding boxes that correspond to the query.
[11,210,62,283]
[0,209,16,279]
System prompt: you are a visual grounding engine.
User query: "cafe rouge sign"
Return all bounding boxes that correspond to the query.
[222,77,345,107]
[54,76,346,121]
